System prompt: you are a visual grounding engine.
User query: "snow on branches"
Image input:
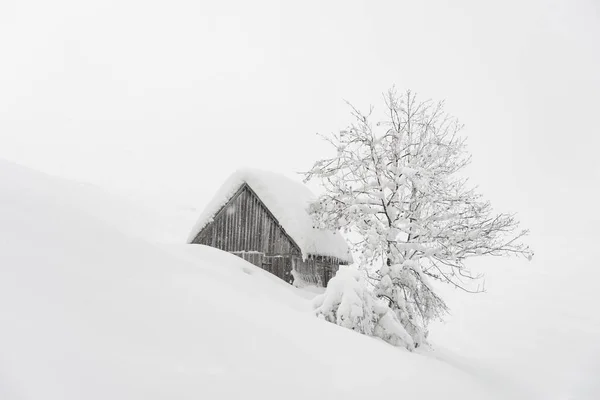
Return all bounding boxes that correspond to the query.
[313,267,414,349]
[305,88,533,347]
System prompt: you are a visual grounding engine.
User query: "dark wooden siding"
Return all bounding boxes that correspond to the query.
[191,183,343,286]
[293,255,340,287]
[224,252,292,282]
[192,184,300,256]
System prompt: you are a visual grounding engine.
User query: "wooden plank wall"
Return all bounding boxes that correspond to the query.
[293,256,340,287]
[191,184,341,286]
[232,251,263,268]
[231,252,293,283]
[192,185,300,257]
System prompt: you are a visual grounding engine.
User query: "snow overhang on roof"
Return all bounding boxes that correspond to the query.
[187,168,353,263]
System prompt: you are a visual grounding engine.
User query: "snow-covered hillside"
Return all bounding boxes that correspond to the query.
[0,160,597,399]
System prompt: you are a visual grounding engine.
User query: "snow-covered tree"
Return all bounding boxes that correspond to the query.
[313,267,414,349]
[305,88,533,347]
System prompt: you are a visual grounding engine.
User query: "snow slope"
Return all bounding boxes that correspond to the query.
[429,251,600,399]
[0,160,596,399]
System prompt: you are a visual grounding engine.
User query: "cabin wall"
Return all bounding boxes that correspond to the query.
[191,184,342,286]
[230,252,294,284]
[293,256,341,287]
[191,185,298,283]
[192,185,300,257]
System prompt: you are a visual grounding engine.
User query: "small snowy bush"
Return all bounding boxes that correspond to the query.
[313,267,414,349]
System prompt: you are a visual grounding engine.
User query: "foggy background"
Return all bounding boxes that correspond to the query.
[2,1,598,228]
[2,1,600,397]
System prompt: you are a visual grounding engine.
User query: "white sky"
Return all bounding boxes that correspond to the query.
[1,0,599,249]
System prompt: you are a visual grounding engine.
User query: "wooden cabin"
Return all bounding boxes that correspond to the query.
[187,169,352,286]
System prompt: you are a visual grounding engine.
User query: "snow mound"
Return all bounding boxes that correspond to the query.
[187,168,352,263]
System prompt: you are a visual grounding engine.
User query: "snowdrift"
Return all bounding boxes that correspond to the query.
[0,160,595,399]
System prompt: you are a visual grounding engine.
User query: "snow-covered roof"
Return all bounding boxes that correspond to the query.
[187,169,353,263]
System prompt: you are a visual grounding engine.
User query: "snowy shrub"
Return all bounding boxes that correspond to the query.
[372,303,415,348]
[313,267,414,350]
[313,267,372,332]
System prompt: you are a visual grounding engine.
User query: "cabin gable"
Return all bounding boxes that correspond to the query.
[191,183,301,256]
[189,179,346,286]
